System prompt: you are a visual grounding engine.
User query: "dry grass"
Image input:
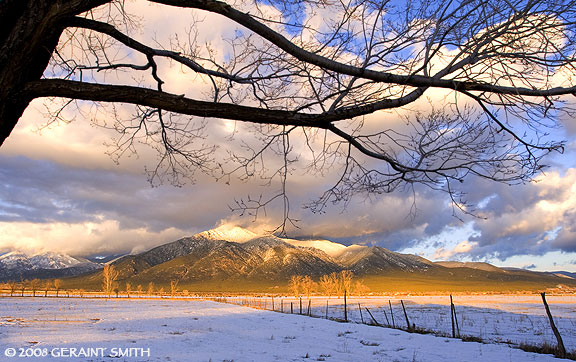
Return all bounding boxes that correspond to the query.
[518,342,576,360]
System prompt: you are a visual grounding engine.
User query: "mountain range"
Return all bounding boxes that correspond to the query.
[4,225,575,292]
[0,251,101,281]
[103,226,443,282]
[64,225,576,292]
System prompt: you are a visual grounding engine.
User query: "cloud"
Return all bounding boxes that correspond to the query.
[213,181,459,249]
[0,220,187,257]
[0,152,459,256]
[2,151,575,263]
[464,169,576,259]
[0,154,270,233]
[433,240,479,260]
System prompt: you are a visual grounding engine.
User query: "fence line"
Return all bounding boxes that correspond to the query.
[204,294,574,359]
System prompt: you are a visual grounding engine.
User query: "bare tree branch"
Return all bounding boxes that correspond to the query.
[3,0,576,230]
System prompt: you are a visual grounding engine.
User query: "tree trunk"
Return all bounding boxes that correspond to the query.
[0,0,107,146]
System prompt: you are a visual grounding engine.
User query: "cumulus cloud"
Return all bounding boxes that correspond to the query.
[0,220,188,257]
[433,240,479,260]
[3,142,575,261]
[464,169,576,259]
[0,152,459,256]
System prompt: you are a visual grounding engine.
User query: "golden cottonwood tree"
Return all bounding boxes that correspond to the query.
[289,275,303,297]
[53,279,62,297]
[102,264,119,297]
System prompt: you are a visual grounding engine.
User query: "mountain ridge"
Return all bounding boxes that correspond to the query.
[4,226,575,293]
[92,226,575,292]
[0,251,102,281]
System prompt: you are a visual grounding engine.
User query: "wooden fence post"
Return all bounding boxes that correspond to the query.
[389,300,395,328]
[400,300,411,331]
[450,295,460,338]
[344,289,348,322]
[325,300,329,319]
[358,303,364,324]
[365,307,380,326]
[382,307,390,326]
[541,292,567,358]
[450,295,456,338]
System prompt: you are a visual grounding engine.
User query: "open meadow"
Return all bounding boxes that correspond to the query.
[1,295,575,361]
[219,294,576,351]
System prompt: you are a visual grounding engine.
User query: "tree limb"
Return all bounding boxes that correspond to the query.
[149,0,576,97]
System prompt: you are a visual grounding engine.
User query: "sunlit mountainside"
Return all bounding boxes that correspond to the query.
[55,225,576,293]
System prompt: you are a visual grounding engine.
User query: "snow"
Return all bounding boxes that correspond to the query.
[0,251,30,269]
[285,239,366,258]
[198,226,368,259]
[0,251,85,270]
[0,297,572,361]
[199,225,259,243]
[232,295,576,353]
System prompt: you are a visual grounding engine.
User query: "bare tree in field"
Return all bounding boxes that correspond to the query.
[354,280,370,296]
[170,279,179,299]
[329,272,342,299]
[2,0,576,232]
[301,275,317,300]
[289,275,303,298]
[137,284,143,298]
[7,281,16,297]
[20,280,26,297]
[125,282,132,298]
[44,280,52,297]
[147,281,155,296]
[319,275,334,299]
[102,264,119,298]
[53,279,62,297]
[339,270,353,296]
[29,279,40,297]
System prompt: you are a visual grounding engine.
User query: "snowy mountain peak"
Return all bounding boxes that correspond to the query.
[0,250,28,259]
[29,252,86,269]
[198,225,260,243]
[0,251,30,269]
[0,250,87,270]
[284,239,365,258]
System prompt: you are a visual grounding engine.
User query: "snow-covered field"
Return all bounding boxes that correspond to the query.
[0,297,573,361]
[236,294,576,350]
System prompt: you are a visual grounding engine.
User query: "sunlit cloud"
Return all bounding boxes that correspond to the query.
[0,220,187,256]
[466,169,576,259]
[433,240,479,260]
